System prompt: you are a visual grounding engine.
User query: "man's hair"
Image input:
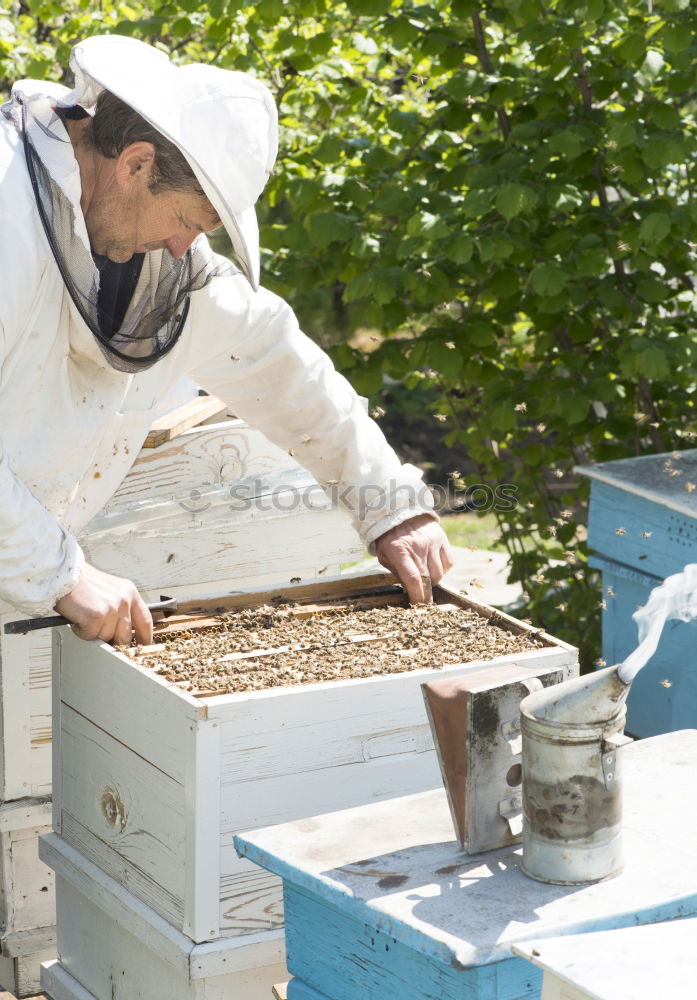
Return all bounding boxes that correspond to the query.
[89,89,206,197]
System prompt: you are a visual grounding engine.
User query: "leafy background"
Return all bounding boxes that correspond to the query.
[3,0,696,668]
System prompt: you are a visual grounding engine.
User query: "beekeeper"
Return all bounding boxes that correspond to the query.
[0,34,452,646]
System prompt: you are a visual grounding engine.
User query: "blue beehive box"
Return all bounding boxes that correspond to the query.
[577,450,697,738]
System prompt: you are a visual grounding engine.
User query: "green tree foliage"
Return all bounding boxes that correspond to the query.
[3,1,696,667]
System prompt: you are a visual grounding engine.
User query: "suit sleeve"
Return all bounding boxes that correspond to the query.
[185,272,436,550]
[0,221,85,616]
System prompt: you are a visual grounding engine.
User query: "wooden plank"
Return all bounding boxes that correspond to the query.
[173,572,398,615]
[208,647,575,733]
[79,504,363,595]
[41,836,288,998]
[1,926,55,958]
[100,419,300,516]
[57,629,204,783]
[0,800,51,836]
[51,631,63,837]
[1,827,54,935]
[143,395,228,448]
[0,617,33,801]
[219,749,443,839]
[0,948,55,999]
[58,704,187,921]
[183,721,221,943]
[218,864,284,935]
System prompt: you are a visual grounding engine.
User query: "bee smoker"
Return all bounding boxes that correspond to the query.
[520,665,631,885]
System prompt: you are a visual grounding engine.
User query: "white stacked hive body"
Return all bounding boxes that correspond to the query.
[40,577,579,1000]
[0,409,363,998]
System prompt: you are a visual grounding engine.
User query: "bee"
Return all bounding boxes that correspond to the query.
[434,413,447,422]
[536,423,546,433]
[288,448,295,457]
[370,406,386,419]
[594,658,607,668]
[615,527,627,536]
[641,531,652,538]
[687,482,696,493]
[552,469,564,479]
[556,602,567,612]
[230,354,241,362]
[445,341,456,349]
[617,241,629,252]
[514,402,527,412]
[290,577,301,584]
[607,587,615,597]
[660,679,673,689]
[598,600,607,610]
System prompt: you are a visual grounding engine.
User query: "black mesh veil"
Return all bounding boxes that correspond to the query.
[5,90,234,373]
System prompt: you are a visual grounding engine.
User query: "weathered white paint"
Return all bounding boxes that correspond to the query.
[513,918,697,1000]
[40,834,286,1000]
[101,419,306,513]
[0,945,54,998]
[0,799,55,999]
[0,619,52,801]
[0,799,54,940]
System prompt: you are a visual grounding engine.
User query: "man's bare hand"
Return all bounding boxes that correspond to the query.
[55,562,153,646]
[375,514,453,604]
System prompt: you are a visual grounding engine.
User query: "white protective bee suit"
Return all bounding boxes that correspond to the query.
[0,76,434,618]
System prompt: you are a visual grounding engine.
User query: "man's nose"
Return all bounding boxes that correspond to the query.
[166,231,198,258]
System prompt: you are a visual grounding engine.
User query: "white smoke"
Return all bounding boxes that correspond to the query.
[618,563,697,685]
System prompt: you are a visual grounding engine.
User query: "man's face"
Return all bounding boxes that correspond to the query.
[87,183,222,263]
[81,139,222,263]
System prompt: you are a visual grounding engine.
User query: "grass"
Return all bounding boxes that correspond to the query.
[439,512,508,552]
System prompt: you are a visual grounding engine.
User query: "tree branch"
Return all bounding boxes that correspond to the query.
[471,10,510,141]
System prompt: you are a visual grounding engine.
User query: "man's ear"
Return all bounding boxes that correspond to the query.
[114,141,156,186]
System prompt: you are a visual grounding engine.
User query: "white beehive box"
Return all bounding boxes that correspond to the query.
[40,834,286,1000]
[0,409,363,995]
[50,573,578,945]
[0,417,363,803]
[0,797,54,998]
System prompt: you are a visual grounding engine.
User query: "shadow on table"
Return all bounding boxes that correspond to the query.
[323,839,576,963]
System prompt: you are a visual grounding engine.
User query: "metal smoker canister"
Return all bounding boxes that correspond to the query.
[520,665,630,885]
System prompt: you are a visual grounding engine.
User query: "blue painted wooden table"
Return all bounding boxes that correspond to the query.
[578,450,697,738]
[235,731,697,1000]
